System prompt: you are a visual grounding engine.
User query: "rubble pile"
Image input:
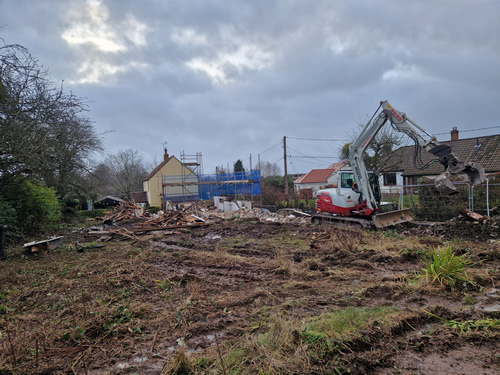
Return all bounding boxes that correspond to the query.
[406,210,500,241]
[131,207,209,233]
[101,201,146,223]
[224,208,311,224]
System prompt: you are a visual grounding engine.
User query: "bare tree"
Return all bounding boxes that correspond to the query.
[339,120,405,171]
[0,40,102,196]
[106,149,148,199]
[260,161,282,177]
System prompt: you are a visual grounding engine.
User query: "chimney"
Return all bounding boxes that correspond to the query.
[451,127,459,141]
[163,148,169,161]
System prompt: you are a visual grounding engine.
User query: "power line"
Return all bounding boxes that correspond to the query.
[434,125,500,136]
[258,139,283,155]
[286,136,349,142]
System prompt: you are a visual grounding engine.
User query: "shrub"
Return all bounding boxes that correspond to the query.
[3,179,61,237]
[76,209,107,218]
[423,246,473,289]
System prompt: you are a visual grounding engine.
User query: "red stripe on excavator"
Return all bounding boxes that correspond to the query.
[390,108,403,122]
[360,136,371,149]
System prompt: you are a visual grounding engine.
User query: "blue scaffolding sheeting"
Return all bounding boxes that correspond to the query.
[199,170,261,200]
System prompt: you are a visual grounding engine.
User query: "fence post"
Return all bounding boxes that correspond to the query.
[467,184,473,211]
[0,225,7,260]
[486,178,490,217]
[399,187,403,210]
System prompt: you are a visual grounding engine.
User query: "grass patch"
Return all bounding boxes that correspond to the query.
[303,306,401,341]
[211,306,404,374]
[425,310,500,334]
[422,246,473,289]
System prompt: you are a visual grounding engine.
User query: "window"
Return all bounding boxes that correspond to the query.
[341,173,355,188]
[383,173,397,186]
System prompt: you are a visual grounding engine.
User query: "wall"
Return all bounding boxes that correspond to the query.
[379,172,404,193]
[145,157,199,207]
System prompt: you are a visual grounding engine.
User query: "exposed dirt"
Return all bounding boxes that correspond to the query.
[0,216,499,374]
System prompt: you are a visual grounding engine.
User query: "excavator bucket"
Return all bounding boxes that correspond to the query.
[373,208,413,229]
[462,162,485,186]
[435,171,458,195]
[435,162,485,195]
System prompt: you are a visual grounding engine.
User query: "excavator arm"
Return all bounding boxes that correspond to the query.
[349,100,485,212]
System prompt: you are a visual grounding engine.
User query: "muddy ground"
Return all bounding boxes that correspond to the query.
[0,214,499,374]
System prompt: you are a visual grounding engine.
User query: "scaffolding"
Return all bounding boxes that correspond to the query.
[160,152,261,204]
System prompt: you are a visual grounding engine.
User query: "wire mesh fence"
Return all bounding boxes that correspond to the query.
[381,175,500,221]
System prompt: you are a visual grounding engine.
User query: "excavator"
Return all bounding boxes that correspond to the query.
[313,100,485,229]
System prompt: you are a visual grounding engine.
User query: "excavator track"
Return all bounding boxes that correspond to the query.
[311,213,374,230]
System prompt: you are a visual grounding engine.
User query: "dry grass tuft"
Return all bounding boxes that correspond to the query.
[324,225,363,252]
[161,347,193,374]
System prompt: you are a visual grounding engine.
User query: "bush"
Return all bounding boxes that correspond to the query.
[76,209,107,218]
[423,246,473,289]
[0,196,20,241]
[3,179,61,237]
[147,206,160,214]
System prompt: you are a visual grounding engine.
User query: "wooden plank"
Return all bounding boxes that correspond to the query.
[131,222,209,233]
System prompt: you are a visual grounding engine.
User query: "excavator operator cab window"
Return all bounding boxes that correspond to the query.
[341,173,355,188]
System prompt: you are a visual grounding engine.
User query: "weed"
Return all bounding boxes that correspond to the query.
[161,347,193,374]
[157,279,182,292]
[0,304,11,314]
[303,306,401,341]
[424,310,500,334]
[463,293,476,306]
[127,248,142,256]
[422,246,473,289]
[324,225,363,252]
[382,229,404,240]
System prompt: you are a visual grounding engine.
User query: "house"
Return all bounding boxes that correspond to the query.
[379,128,500,190]
[130,191,148,207]
[143,149,199,207]
[294,162,348,199]
[94,195,124,209]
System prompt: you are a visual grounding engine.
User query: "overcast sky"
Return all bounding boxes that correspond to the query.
[2,0,499,175]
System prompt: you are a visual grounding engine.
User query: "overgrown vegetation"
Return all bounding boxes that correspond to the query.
[1,221,497,373]
[422,246,474,289]
[1,179,60,239]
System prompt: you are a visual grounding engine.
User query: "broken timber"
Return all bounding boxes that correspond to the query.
[24,236,64,253]
[131,222,208,233]
[459,208,488,224]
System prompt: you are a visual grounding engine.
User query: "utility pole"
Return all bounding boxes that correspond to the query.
[283,136,288,198]
[258,153,262,205]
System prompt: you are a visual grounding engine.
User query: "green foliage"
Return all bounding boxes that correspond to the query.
[414,179,469,221]
[425,310,500,334]
[303,306,400,341]
[76,209,107,218]
[262,175,293,190]
[3,179,61,237]
[339,142,351,161]
[0,195,17,230]
[422,246,473,289]
[234,159,245,173]
[147,206,160,214]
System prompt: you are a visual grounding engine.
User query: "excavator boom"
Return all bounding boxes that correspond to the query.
[348,100,486,225]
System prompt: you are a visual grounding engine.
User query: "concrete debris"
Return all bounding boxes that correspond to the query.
[221,207,310,224]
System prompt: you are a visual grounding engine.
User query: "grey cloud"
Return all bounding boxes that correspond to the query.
[1,0,499,173]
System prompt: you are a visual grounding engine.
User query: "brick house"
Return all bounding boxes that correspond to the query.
[379,129,500,189]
